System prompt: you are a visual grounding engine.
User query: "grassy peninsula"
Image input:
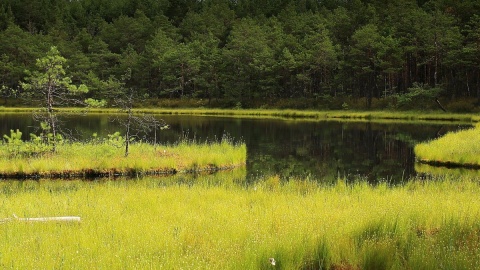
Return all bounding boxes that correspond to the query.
[1,175,480,269]
[415,124,480,168]
[0,140,246,179]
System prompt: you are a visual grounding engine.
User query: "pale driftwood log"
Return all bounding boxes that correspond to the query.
[0,216,81,223]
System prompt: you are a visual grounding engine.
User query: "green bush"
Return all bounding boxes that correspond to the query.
[2,129,23,157]
[1,129,58,157]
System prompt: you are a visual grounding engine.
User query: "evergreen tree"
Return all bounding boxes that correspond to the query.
[21,47,89,152]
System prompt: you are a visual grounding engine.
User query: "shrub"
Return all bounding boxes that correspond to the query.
[2,129,23,157]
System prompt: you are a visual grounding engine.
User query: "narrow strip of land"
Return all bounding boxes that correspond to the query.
[1,107,479,123]
[0,141,246,179]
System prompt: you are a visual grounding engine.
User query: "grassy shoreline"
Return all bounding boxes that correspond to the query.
[0,141,246,179]
[1,107,479,123]
[415,124,480,168]
[1,175,480,269]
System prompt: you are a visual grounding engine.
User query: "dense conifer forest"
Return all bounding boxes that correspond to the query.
[1,0,479,109]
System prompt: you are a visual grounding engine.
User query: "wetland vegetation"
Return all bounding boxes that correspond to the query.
[415,124,480,168]
[3,111,469,182]
[0,111,478,269]
[2,0,480,267]
[1,174,480,269]
[0,129,246,179]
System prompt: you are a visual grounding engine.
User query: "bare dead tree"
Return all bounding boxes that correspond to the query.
[112,92,146,156]
[109,70,169,157]
[142,114,169,149]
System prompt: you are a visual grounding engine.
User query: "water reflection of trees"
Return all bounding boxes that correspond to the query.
[415,163,480,179]
[0,114,466,183]
[245,121,463,184]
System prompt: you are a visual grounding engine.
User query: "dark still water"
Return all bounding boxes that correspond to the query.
[0,113,469,183]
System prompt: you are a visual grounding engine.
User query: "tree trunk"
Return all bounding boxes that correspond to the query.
[435,98,447,112]
[125,108,131,157]
[47,81,57,153]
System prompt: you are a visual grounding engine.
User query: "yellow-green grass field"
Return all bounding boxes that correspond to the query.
[0,140,246,179]
[1,174,480,269]
[415,124,480,167]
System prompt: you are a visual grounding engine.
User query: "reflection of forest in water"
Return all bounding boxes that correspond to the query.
[0,113,469,183]
[244,121,468,183]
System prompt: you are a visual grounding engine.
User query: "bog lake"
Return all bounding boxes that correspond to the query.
[0,112,473,183]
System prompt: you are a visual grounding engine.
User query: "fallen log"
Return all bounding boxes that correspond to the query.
[0,215,81,223]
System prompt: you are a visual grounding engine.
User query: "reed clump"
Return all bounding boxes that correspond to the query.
[415,124,480,167]
[1,175,480,269]
[0,138,246,179]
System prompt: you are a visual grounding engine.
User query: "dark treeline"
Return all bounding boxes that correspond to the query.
[1,0,480,109]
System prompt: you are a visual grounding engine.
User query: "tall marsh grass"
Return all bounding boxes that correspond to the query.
[1,174,480,269]
[415,124,480,167]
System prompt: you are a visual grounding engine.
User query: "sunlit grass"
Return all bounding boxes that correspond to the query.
[1,175,480,269]
[0,140,246,178]
[415,124,480,167]
[68,108,480,123]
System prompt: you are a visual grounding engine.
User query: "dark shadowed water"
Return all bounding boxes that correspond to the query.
[0,113,470,183]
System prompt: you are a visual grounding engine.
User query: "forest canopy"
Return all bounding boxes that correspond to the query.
[1,0,479,109]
